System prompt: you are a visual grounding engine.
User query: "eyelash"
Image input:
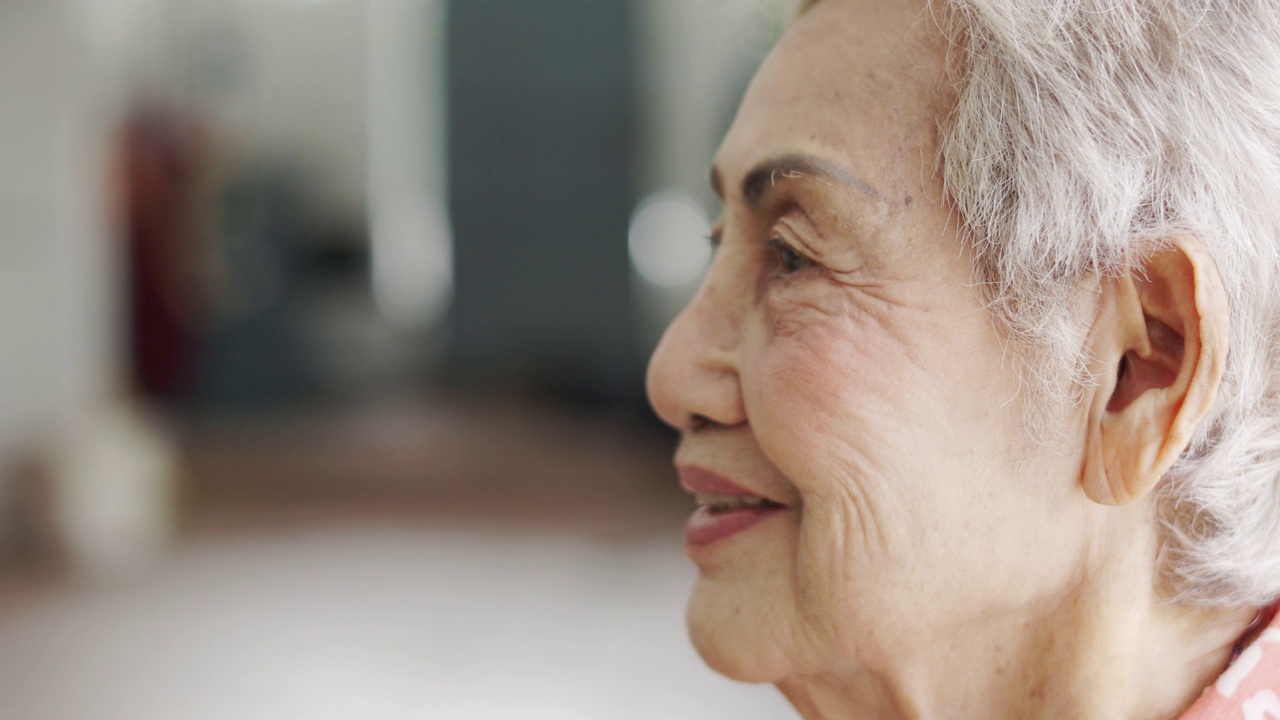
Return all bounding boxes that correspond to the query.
[766,237,812,276]
[704,230,815,278]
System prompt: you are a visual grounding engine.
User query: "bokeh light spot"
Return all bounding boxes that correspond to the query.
[627,193,711,288]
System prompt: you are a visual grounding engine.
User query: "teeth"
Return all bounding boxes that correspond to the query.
[695,493,777,512]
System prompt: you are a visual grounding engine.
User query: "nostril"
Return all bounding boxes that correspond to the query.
[689,413,713,431]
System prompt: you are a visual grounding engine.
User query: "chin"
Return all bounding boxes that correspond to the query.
[686,575,796,684]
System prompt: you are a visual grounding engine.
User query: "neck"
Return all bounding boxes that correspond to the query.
[776,521,1257,720]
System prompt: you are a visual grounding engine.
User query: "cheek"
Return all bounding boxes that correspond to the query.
[750,290,934,461]
[745,287,1027,554]
[753,281,1024,462]
[750,293,937,552]
[745,309,938,669]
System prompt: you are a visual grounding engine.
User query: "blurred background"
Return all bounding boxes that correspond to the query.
[0,0,798,717]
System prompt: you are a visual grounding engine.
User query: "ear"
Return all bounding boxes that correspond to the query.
[1082,237,1229,506]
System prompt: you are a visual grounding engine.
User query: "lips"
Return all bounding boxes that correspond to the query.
[678,466,786,505]
[678,466,788,550]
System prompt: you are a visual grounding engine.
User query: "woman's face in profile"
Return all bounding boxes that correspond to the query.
[646,0,1093,685]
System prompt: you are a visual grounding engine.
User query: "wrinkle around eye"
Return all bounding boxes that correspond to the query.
[764,279,893,340]
[767,296,832,339]
[822,264,938,309]
[826,264,878,285]
[764,271,924,342]
[774,215,867,277]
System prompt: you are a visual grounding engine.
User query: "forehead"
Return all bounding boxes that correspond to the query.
[714,0,944,199]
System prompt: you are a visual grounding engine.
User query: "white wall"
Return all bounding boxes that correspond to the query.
[167,0,371,225]
[0,0,123,460]
[367,0,452,328]
[634,0,786,200]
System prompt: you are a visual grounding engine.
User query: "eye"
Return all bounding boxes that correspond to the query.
[766,237,812,275]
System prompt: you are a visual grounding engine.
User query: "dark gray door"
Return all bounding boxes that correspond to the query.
[446,0,637,406]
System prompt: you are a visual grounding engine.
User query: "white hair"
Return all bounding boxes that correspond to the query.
[801,0,1280,606]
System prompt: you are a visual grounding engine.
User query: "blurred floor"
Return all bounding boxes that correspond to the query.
[0,399,794,719]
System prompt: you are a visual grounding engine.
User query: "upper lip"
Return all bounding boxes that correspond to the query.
[678,465,789,506]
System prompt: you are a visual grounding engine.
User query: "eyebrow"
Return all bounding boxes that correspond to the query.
[709,153,885,207]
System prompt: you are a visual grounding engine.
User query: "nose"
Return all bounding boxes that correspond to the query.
[645,258,748,433]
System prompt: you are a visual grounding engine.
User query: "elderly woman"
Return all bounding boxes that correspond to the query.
[645,0,1280,718]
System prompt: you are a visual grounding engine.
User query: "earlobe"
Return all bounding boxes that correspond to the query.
[1082,237,1229,506]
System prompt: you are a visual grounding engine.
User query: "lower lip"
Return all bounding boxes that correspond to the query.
[684,505,786,550]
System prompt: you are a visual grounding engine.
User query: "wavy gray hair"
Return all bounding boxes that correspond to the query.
[800,0,1280,607]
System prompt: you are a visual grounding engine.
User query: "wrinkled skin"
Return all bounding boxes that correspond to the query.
[645,1,1254,718]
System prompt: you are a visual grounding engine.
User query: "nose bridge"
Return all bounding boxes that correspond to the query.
[646,249,749,430]
[684,250,749,355]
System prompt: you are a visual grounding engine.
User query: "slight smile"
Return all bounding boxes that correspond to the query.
[679,466,789,551]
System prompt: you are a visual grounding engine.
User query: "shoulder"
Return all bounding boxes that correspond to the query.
[1179,605,1280,720]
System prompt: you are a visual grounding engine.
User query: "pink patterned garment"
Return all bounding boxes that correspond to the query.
[1179,607,1280,720]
